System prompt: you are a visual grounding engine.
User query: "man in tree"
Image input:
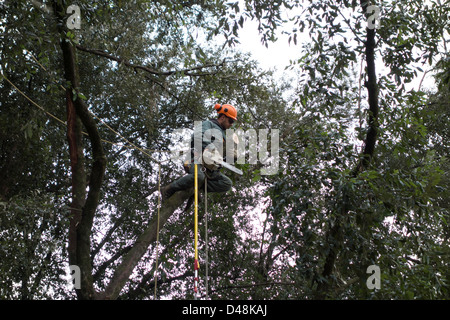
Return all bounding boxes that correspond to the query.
[162,104,238,201]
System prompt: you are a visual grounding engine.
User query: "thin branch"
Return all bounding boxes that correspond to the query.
[91,216,126,260]
[208,281,297,297]
[93,246,132,282]
[125,271,194,300]
[75,45,226,77]
[337,10,365,44]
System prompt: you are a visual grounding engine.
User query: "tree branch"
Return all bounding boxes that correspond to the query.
[119,205,206,299]
[208,281,297,297]
[99,188,194,300]
[317,0,380,298]
[54,0,107,300]
[125,271,194,300]
[75,45,226,77]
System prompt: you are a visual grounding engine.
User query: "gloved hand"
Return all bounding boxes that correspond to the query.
[202,146,222,171]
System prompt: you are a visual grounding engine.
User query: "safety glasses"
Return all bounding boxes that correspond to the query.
[227,117,235,125]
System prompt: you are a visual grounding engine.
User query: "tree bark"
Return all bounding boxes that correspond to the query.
[53,0,107,300]
[52,1,207,300]
[66,88,86,273]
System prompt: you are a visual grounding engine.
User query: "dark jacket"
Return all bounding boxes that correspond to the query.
[191,118,226,156]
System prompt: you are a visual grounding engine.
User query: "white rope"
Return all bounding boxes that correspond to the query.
[204,177,209,299]
[154,163,161,299]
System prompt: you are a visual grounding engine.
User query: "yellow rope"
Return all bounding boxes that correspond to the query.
[194,164,199,299]
[194,164,199,262]
[18,48,179,165]
[1,72,67,127]
[5,49,179,300]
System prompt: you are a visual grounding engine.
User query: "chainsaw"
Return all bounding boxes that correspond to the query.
[202,147,243,175]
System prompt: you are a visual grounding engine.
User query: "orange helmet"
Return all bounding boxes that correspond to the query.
[214,103,237,121]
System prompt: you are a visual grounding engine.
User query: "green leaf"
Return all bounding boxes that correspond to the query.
[405,291,414,300]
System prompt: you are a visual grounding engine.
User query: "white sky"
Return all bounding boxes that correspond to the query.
[237,20,302,75]
[234,5,442,92]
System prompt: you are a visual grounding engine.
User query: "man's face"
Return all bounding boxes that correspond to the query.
[225,116,234,129]
[222,116,235,129]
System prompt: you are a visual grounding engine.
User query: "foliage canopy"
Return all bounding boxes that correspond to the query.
[0,0,448,299]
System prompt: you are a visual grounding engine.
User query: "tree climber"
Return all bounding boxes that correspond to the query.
[161,103,238,202]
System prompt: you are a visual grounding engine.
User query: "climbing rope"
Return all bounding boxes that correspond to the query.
[1,71,167,164]
[4,48,212,300]
[204,176,209,299]
[2,70,200,300]
[194,164,200,299]
[3,48,170,164]
[1,73,67,127]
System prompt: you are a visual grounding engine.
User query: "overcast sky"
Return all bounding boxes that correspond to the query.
[237,20,301,73]
[237,15,438,93]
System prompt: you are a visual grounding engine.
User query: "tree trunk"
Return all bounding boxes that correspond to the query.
[53,1,198,300]
[53,0,106,300]
[316,0,379,298]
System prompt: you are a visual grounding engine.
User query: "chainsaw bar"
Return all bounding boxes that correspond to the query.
[218,159,243,175]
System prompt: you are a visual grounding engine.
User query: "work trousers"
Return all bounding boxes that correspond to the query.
[170,164,232,194]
